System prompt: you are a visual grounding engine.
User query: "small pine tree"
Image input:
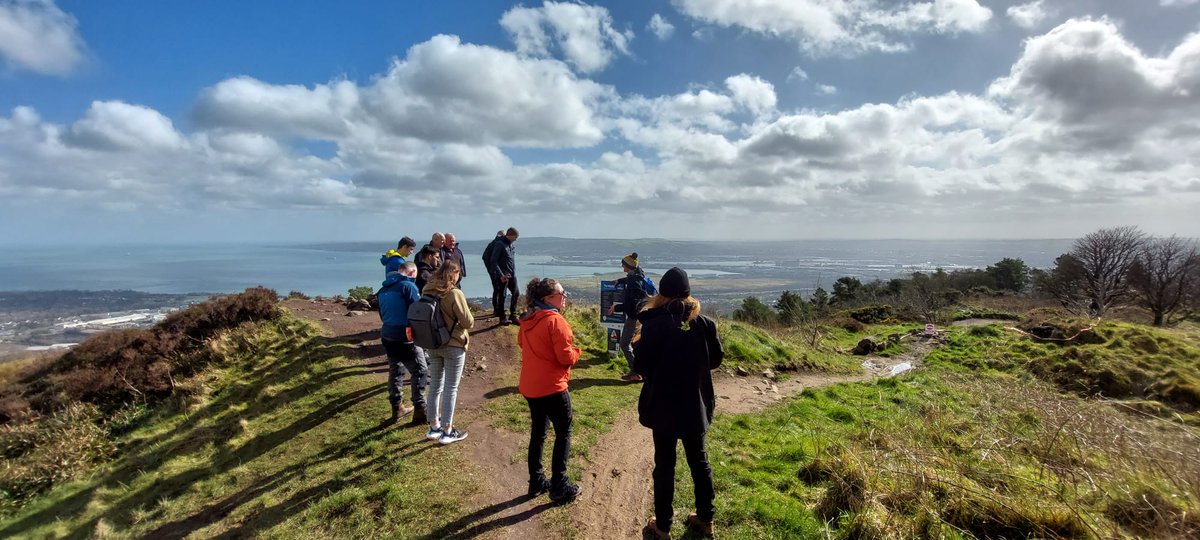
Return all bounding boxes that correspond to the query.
[733,296,775,325]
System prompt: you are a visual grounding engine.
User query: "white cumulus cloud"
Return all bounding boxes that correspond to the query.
[65,101,187,152]
[501,1,632,73]
[725,74,777,116]
[0,0,86,75]
[671,0,992,56]
[1007,1,1049,30]
[648,13,675,40]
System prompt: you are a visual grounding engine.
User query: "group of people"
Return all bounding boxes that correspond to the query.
[377,233,723,537]
[377,232,472,445]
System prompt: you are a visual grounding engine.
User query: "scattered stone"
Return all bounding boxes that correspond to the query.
[346,298,371,311]
[475,363,488,372]
[360,341,371,347]
[735,366,750,377]
[320,317,331,322]
[762,368,777,381]
[852,338,877,355]
[768,384,779,393]
[611,468,621,478]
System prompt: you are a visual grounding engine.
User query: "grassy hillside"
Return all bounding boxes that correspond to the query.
[1,314,472,538]
[685,319,1200,539]
[5,295,1199,539]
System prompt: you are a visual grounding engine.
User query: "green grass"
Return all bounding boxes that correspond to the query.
[685,371,1200,538]
[925,320,1200,420]
[0,314,473,539]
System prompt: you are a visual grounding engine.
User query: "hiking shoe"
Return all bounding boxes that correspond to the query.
[508,316,520,326]
[643,518,671,539]
[386,403,414,425]
[410,404,428,425]
[528,476,551,497]
[439,428,468,444]
[620,371,643,382]
[548,482,580,504]
[685,513,713,537]
[425,426,443,441]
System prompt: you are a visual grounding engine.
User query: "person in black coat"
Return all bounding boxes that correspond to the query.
[633,267,723,539]
[489,227,521,325]
[608,252,649,381]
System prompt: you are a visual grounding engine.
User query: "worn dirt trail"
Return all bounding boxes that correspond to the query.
[571,340,937,540]
[286,299,939,539]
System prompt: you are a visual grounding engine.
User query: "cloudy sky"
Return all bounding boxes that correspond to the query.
[2,0,1199,244]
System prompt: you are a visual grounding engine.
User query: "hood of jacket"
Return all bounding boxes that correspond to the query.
[382,272,414,288]
[519,307,559,330]
[637,301,695,326]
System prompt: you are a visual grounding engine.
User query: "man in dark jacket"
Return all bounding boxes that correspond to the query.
[377,262,429,425]
[415,246,439,293]
[442,233,467,287]
[483,230,505,317]
[489,227,521,325]
[633,267,722,538]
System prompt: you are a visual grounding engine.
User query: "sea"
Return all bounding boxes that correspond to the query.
[0,238,1074,300]
[0,237,1074,356]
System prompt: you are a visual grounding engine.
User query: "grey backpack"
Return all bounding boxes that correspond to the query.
[408,293,457,349]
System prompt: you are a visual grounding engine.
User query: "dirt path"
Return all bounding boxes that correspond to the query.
[283,299,549,540]
[285,299,941,539]
[572,339,938,540]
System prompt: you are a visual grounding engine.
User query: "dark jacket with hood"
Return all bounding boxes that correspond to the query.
[633,302,724,436]
[380,250,406,276]
[377,273,420,341]
[614,267,648,315]
[415,260,436,292]
[489,237,516,278]
[442,246,467,278]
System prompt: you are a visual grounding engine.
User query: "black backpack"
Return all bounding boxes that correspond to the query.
[408,293,458,349]
[482,238,499,268]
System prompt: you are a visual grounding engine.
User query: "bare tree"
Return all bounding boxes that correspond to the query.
[1128,236,1200,326]
[1070,226,1147,317]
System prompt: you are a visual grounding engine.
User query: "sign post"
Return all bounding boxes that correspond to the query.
[600,280,625,357]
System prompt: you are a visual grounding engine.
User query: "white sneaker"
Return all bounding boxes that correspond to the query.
[425,426,443,441]
[439,428,468,444]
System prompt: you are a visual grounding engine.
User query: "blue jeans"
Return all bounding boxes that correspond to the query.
[425,346,467,428]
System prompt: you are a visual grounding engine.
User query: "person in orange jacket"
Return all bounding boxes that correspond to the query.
[517,277,582,503]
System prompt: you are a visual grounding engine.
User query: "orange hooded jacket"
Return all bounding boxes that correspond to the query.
[517,308,581,398]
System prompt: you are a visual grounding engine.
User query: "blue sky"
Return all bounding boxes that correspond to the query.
[2,0,1200,244]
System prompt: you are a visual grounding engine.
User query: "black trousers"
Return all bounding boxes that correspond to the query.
[526,390,572,486]
[381,337,428,407]
[491,274,519,317]
[652,429,715,532]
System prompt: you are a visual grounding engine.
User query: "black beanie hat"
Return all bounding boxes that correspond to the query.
[659,267,690,298]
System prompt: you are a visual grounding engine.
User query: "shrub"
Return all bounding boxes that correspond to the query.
[732,297,775,325]
[347,286,374,301]
[848,305,895,324]
[286,290,310,300]
[828,316,865,333]
[4,287,281,417]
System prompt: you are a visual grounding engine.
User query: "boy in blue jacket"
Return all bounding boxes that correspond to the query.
[378,262,428,424]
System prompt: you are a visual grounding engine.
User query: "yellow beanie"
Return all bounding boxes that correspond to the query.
[622,253,639,268]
